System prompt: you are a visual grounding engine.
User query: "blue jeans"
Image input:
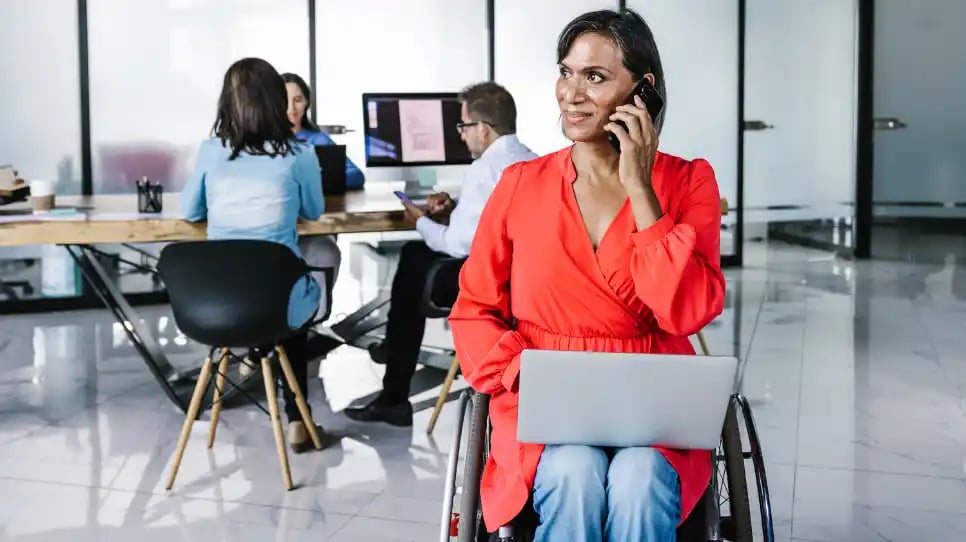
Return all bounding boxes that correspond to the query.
[533,445,681,542]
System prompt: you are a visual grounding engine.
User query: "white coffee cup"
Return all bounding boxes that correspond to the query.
[31,179,54,197]
[30,179,56,212]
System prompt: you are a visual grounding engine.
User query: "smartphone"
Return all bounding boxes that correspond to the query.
[608,79,664,153]
[393,190,413,204]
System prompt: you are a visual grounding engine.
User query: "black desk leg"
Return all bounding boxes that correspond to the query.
[329,292,391,344]
[64,244,195,413]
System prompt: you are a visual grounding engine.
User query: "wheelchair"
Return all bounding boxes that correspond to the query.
[439,391,775,542]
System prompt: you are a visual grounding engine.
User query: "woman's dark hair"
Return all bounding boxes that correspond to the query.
[281,72,320,132]
[211,58,296,160]
[557,8,667,131]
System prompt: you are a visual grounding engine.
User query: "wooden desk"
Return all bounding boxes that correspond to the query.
[0,185,413,412]
[0,185,410,247]
[0,188,730,412]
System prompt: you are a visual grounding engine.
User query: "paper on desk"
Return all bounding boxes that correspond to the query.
[0,210,183,223]
[0,211,88,223]
[0,165,17,189]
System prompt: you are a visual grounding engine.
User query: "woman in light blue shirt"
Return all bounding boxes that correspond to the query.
[181,57,327,453]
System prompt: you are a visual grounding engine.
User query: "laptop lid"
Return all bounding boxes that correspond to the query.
[314,144,347,195]
[517,349,738,450]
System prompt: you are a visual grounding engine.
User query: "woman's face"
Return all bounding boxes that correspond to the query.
[286,82,308,131]
[556,32,641,143]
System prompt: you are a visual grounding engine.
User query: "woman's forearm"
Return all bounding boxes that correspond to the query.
[626,184,664,232]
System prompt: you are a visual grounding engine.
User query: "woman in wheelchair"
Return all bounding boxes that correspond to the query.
[181,58,329,453]
[448,8,725,542]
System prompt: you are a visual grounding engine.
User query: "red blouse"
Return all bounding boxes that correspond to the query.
[449,146,726,531]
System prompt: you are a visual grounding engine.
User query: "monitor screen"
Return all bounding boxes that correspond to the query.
[362,93,473,167]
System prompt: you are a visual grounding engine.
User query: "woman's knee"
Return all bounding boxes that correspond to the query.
[299,235,342,284]
[300,235,342,264]
[534,445,609,499]
[607,448,680,509]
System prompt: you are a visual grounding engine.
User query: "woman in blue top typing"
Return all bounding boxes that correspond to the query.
[282,73,345,360]
[282,72,365,189]
[181,57,328,453]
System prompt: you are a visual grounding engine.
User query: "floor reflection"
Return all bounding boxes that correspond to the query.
[0,238,964,541]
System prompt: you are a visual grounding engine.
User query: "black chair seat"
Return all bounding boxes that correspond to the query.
[158,239,325,347]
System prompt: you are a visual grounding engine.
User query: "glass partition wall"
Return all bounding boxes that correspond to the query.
[743,0,859,258]
[88,0,311,194]
[1,0,748,313]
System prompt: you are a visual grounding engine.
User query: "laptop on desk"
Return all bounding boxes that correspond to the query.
[314,145,347,195]
[517,350,738,450]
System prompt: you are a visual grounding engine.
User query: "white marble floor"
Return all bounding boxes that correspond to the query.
[1,239,965,542]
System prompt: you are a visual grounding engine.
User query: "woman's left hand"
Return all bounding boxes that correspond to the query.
[605,94,659,195]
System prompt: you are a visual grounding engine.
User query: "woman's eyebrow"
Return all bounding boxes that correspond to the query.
[560,63,614,75]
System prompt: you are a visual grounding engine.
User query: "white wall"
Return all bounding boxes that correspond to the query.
[0,0,81,194]
[87,0,310,193]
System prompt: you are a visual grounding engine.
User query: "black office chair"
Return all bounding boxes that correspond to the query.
[422,257,466,435]
[158,239,334,491]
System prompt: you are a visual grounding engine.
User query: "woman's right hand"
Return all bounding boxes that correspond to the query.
[606,94,659,193]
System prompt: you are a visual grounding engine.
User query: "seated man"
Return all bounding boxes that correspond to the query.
[345,81,537,427]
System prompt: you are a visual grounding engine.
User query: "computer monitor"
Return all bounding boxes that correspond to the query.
[362,93,473,167]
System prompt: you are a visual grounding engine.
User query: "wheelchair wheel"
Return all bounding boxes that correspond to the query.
[458,393,489,542]
[734,394,776,542]
[716,399,754,541]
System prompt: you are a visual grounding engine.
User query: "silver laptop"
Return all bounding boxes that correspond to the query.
[517,350,738,450]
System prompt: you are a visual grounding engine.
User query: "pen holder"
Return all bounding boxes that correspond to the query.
[136,178,163,213]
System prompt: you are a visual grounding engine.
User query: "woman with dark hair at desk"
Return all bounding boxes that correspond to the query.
[281,73,344,312]
[449,8,725,542]
[282,72,365,189]
[180,57,330,453]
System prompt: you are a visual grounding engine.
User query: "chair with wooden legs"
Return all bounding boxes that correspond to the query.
[157,240,334,491]
[420,257,466,436]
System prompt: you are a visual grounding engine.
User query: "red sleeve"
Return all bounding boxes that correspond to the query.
[629,159,726,336]
[448,162,529,395]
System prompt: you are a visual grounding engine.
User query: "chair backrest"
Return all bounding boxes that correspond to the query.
[421,257,466,318]
[158,240,309,347]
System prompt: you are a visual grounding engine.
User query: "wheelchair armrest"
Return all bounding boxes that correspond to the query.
[421,257,465,319]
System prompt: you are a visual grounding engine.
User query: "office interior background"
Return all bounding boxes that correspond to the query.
[1,1,965,541]
[4,0,965,268]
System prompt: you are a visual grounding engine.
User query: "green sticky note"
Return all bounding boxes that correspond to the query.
[49,208,79,215]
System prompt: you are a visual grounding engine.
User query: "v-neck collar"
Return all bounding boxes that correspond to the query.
[560,145,629,257]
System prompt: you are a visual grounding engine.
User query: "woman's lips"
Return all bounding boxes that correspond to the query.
[563,111,592,124]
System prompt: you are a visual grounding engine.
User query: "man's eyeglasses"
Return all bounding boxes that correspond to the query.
[455,121,487,134]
